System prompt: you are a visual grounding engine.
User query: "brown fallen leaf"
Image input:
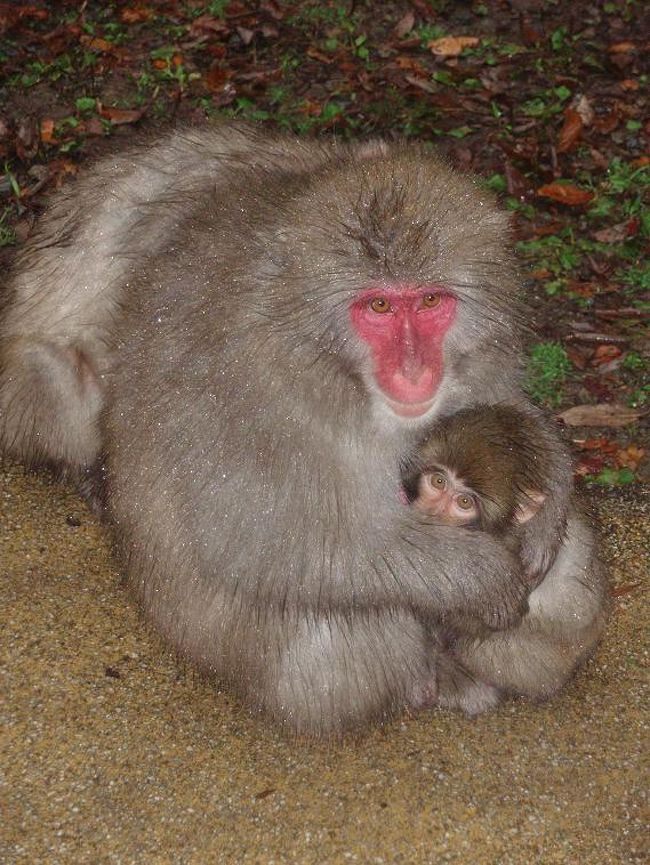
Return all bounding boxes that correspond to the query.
[84,117,105,137]
[404,75,437,94]
[592,220,638,243]
[394,56,428,74]
[573,94,594,126]
[236,26,255,45]
[204,63,232,92]
[575,437,619,456]
[529,221,565,239]
[121,6,153,23]
[260,0,284,20]
[428,36,479,57]
[566,279,598,298]
[557,403,645,427]
[306,47,335,64]
[394,11,415,38]
[40,118,55,144]
[80,35,119,54]
[0,120,8,158]
[298,101,324,117]
[608,41,636,53]
[16,117,39,161]
[557,108,582,153]
[0,3,48,33]
[591,344,622,367]
[537,182,593,206]
[505,161,528,198]
[589,147,609,169]
[565,345,591,370]
[190,14,229,36]
[616,444,646,471]
[98,105,145,126]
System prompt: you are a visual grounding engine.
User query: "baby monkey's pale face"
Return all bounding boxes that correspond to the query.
[414,468,479,526]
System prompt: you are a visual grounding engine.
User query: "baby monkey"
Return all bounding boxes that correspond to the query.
[402,404,547,553]
[402,404,607,714]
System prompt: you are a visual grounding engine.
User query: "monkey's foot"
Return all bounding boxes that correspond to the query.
[435,656,502,716]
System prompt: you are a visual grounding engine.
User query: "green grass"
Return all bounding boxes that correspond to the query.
[525,342,572,408]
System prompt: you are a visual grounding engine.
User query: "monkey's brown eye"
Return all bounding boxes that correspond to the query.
[369,297,391,314]
[431,471,447,489]
[421,293,441,309]
[455,494,475,510]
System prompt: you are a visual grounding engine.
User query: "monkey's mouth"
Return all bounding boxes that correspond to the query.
[385,396,435,418]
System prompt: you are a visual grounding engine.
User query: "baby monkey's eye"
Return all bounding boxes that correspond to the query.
[455,494,475,511]
[430,471,447,489]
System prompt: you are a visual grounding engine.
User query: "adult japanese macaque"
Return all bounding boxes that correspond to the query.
[401,406,608,713]
[0,122,602,735]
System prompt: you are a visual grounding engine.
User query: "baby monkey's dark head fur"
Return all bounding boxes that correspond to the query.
[402,404,551,535]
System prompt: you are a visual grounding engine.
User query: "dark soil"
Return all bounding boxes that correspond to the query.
[1,0,648,480]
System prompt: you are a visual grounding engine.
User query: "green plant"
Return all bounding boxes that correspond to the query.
[517,231,582,294]
[623,352,647,371]
[521,85,571,120]
[187,1,228,17]
[628,385,649,408]
[619,265,650,292]
[587,467,636,485]
[75,96,97,115]
[416,25,447,45]
[484,174,507,194]
[0,206,16,247]
[3,165,20,198]
[525,342,571,408]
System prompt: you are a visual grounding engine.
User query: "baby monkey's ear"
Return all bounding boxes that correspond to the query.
[514,491,546,525]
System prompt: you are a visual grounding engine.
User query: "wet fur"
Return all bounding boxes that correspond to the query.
[403,406,608,712]
[0,122,606,734]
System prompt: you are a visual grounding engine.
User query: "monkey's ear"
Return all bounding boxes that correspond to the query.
[514,491,546,525]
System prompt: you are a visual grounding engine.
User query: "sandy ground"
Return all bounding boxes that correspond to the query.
[1,458,647,865]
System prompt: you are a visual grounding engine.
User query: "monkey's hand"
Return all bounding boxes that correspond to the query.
[448,533,530,633]
[518,505,568,585]
[386,519,529,632]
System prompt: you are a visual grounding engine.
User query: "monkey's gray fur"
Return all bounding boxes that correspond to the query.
[0,123,607,735]
[402,405,608,713]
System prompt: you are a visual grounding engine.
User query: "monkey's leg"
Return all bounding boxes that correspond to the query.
[451,515,608,701]
[248,609,436,737]
[433,651,502,716]
[126,555,437,737]
[0,338,102,474]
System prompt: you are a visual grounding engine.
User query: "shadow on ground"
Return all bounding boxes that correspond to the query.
[1,459,647,865]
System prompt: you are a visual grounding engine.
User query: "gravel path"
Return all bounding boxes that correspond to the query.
[1,460,647,865]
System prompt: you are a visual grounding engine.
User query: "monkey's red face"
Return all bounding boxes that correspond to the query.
[349,288,457,417]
